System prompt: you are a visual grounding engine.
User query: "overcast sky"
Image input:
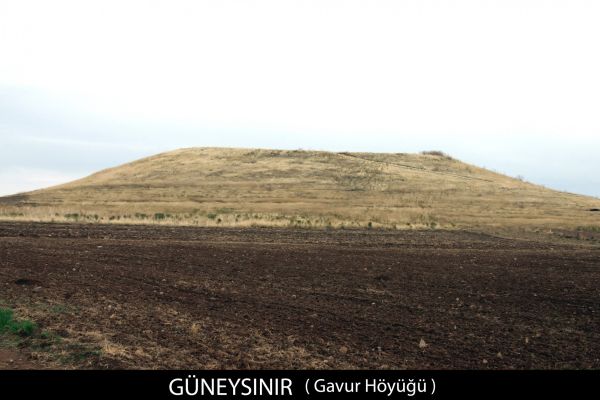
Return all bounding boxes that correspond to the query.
[1,0,599,197]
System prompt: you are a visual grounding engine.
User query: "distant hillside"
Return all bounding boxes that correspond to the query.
[1,147,599,232]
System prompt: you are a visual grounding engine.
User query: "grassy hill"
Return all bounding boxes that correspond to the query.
[1,147,599,232]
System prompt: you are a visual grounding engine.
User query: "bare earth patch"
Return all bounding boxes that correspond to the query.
[0,222,599,370]
[0,349,41,369]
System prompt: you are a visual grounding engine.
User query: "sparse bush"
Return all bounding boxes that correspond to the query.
[421,150,445,156]
[421,150,453,160]
[154,213,166,220]
[207,213,217,220]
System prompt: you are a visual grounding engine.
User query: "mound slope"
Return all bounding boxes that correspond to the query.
[1,147,598,231]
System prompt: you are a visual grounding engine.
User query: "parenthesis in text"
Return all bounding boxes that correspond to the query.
[431,378,436,395]
[305,379,311,395]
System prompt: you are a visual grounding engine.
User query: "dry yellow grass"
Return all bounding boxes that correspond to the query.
[1,147,599,233]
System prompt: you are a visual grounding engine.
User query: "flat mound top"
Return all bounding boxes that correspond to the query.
[1,147,599,231]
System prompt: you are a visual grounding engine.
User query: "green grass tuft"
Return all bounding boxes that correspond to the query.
[0,307,37,337]
[0,308,13,329]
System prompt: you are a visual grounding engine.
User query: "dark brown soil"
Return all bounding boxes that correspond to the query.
[0,222,598,369]
[0,349,41,369]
